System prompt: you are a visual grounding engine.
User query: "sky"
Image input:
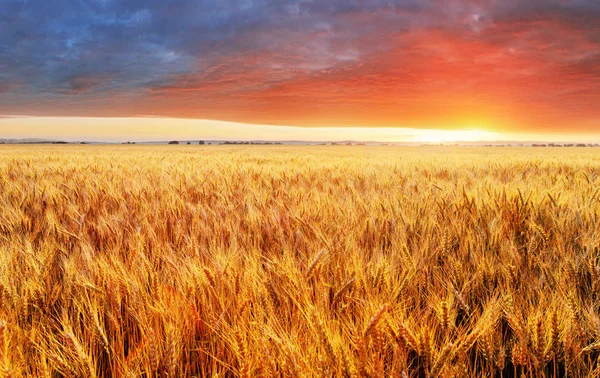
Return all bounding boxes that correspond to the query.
[1,0,599,142]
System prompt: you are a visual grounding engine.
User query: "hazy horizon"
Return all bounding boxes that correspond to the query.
[2,116,599,144]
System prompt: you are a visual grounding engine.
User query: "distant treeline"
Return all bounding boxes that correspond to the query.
[1,141,599,147]
[220,141,283,145]
[531,143,599,147]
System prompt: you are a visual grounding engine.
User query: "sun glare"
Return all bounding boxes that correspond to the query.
[414,128,501,143]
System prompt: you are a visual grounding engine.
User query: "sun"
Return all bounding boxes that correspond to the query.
[415,128,501,143]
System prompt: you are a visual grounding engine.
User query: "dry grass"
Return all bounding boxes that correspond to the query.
[1,144,600,377]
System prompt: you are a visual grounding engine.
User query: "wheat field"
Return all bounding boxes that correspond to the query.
[1,145,600,377]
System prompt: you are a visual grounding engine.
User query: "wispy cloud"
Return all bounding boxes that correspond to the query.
[0,0,598,133]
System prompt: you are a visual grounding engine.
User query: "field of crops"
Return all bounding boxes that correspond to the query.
[1,145,600,377]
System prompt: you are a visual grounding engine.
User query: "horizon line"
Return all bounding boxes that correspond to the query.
[2,137,599,147]
[1,116,598,144]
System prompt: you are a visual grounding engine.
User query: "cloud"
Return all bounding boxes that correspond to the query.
[58,73,115,94]
[0,0,598,132]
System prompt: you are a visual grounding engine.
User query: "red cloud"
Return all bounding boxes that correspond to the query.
[3,1,597,135]
[138,10,599,133]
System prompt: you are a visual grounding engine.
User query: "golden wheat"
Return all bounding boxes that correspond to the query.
[1,144,600,376]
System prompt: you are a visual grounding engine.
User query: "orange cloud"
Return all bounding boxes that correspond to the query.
[1,0,598,136]
[135,9,599,134]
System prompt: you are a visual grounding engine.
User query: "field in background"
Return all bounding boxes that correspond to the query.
[1,145,600,377]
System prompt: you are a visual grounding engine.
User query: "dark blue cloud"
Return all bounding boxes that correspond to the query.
[0,0,598,127]
[0,0,429,98]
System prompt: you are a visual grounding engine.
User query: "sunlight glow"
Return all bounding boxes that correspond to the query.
[0,116,597,144]
[413,129,502,143]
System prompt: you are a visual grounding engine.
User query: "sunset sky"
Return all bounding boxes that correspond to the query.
[1,0,599,142]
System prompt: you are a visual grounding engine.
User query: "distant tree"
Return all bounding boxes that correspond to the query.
[168,141,179,145]
[187,142,191,145]
[199,141,205,145]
